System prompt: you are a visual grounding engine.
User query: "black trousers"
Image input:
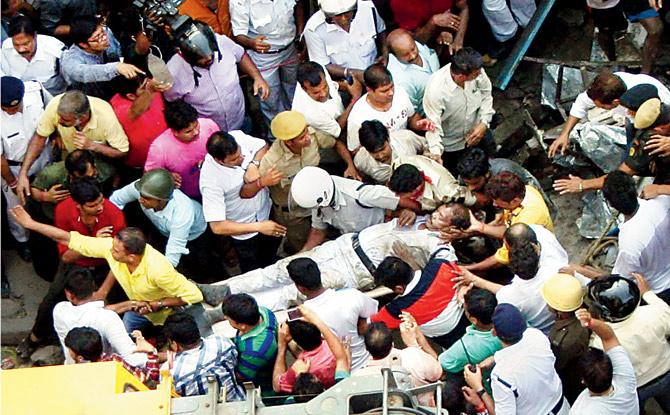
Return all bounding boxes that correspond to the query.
[441,130,497,176]
[231,233,282,274]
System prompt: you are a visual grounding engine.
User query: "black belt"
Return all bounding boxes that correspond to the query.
[6,160,22,166]
[263,43,293,54]
[550,396,565,415]
[351,233,376,276]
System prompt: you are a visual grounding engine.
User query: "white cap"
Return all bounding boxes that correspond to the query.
[319,0,357,15]
[290,166,334,209]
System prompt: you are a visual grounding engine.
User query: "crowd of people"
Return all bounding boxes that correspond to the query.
[1,0,669,413]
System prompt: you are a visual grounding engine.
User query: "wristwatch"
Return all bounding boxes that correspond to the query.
[476,388,487,397]
[251,160,261,167]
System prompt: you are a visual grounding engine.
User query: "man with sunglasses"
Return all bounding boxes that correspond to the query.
[304,0,386,83]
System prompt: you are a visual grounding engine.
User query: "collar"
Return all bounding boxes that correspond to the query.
[75,300,105,308]
[444,64,460,92]
[77,215,99,224]
[279,140,302,161]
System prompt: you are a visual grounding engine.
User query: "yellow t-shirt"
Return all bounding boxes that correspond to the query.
[495,185,554,264]
[36,94,129,154]
[68,232,203,324]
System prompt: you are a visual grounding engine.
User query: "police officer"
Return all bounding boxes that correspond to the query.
[230,0,302,125]
[1,76,51,259]
[303,0,387,83]
[256,111,359,254]
[290,165,401,252]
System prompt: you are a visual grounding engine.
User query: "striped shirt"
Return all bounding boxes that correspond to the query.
[171,335,245,401]
[234,307,279,388]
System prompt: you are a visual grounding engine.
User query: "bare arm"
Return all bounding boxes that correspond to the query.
[575,309,619,351]
[209,219,286,237]
[299,227,327,252]
[272,325,290,392]
[1,156,15,184]
[16,134,48,203]
[299,305,350,373]
[9,206,70,245]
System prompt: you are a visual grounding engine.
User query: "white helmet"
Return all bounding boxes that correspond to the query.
[319,0,357,15]
[290,166,335,209]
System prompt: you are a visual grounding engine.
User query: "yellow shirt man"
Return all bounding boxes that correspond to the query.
[68,232,203,325]
[495,185,554,264]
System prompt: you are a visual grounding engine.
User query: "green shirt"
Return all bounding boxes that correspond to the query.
[234,307,278,389]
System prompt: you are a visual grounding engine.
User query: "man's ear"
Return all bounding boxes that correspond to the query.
[491,327,497,338]
[612,98,621,107]
[64,289,75,303]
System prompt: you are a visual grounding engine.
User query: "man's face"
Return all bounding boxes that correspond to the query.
[221,146,244,167]
[78,194,104,217]
[492,197,521,210]
[224,315,243,331]
[593,99,618,111]
[173,121,200,143]
[139,195,164,211]
[195,54,214,68]
[463,176,488,192]
[285,128,312,152]
[395,42,422,66]
[85,26,110,52]
[426,205,452,229]
[326,10,356,30]
[369,82,394,106]
[396,181,425,201]
[110,237,128,262]
[58,112,90,129]
[12,32,36,60]
[303,75,330,103]
[369,141,392,164]
[1,102,22,115]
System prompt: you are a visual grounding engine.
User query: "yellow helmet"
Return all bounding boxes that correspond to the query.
[271,111,307,141]
[541,273,584,312]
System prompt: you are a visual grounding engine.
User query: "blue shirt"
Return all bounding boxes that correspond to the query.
[171,335,246,401]
[110,181,207,266]
[386,42,439,115]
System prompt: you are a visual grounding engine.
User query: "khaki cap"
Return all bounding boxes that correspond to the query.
[634,98,661,129]
[541,273,584,312]
[271,111,307,141]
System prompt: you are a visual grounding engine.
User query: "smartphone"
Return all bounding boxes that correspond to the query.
[287,308,302,321]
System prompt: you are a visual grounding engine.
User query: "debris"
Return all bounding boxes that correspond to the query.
[30,345,64,367]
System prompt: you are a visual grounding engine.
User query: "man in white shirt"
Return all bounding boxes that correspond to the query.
[464,303,569,415]
[347,64,434,152]
[303,0,385,83]
[455,223,568,334]
[199,130,286,272]
[1,16,66,96]
[549,70,670,158]
[570,309,639,415]
[354,120,430,184]
[1,76,51,255]
[481,0,536,64]
[287,257,378,371]
[601,171,670,302]
[386,29,440,115]
[423,48,495,174]
[230,0,301,123]
[292,61,362,141]
[198,205,459,310]
[53,267,149,367]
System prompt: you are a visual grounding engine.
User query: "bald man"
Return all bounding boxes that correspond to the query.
[386,29,440,115]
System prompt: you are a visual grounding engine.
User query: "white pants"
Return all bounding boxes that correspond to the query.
[482,0,537,42]
[249,45,298,124]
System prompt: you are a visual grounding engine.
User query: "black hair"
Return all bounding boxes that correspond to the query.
[508,242,540,281]
[364,322,393,359]
[447,203,472,230]
[287,258,322,291]
[602,171,638,216]
[388,164,423,194]
[292,373,324,403]
[374,256,414,288]
[450,47,483,76]
[115,227,147,255]
[64,267,97,299]
[503,223,538,251]
[485,172,526,202]
[464,288,497,325]
[440,374,469,415]
[65,327,103,362]
[456,148,490,180]
[163,312,201,346]
[287,320,322,352]
[207,131,239,161]
[70,177,102,205]
[586,71,626,105]
[65,150,95,177]
[297,61,326,88]
[113,73,148,97]
[164,99,199,131]
[364,63,393,90]
[579,348,613,394]
[70,15,100,45]
[359,120,389,153]
[222,293,261,326]
[8,15,35,37]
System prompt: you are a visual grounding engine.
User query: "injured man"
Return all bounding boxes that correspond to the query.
[199,203,471,311]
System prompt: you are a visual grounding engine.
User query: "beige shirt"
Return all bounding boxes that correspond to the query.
[590,291,670,387]
[423,64,495,153]
[259,127,336,206]
[392,155,476,210]
[36,93,129,154]
[354,129,427,184]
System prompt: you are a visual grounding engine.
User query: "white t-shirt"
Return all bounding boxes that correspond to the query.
[347,86,415,151]
[199,130,271,240]
[304,288,379,372]
[570,346,639,415]
[291,65,344,138]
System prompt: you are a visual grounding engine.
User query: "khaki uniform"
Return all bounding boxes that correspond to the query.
[259,127,336,253]
[392,155,476,211]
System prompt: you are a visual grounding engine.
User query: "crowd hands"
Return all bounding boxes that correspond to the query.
[2,0,670,413]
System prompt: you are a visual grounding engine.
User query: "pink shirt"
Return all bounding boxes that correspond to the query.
[144,118,219,199]
[278,340,336,392]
